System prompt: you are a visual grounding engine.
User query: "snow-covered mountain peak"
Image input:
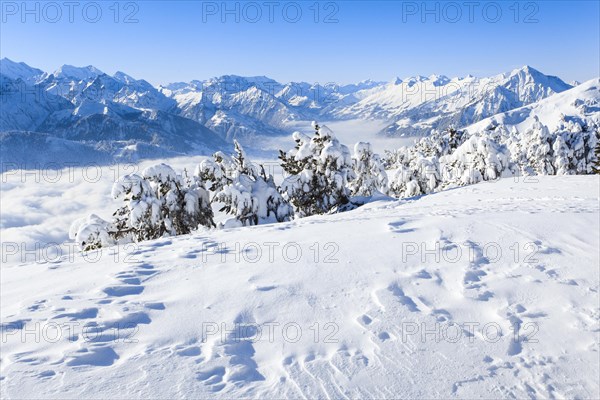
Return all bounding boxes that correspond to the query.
[500,65,571,91]
[206,74,281,91]
[0,57,44,84]
[404,75,429,87]
[113,71,137,84]
[428,74,451,86]
[52,64,104,82]
[513,64,539,74]
[231,85,271,103]
[356,78,379,86]
[388,74,449,87]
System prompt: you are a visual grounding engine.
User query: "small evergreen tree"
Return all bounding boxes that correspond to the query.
[443,134,510,186]
[593,132,600,174]
[569,124,598,174]
[389,154,441,198]
[447,126,465,151]
[195,151,234,192]
[389,164,422,198]
[522,118,555,175]
[351,142,388,196]
[280,122,354,216]
[111,172,164,241]
[216,140,293,227]
[552,133,572,175]
[70,214,114,251]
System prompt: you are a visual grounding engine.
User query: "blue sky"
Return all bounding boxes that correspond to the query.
[1,1,598,85]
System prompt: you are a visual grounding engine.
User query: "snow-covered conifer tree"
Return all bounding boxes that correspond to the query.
[351,142,388,196]
[216,141,293,227]
[567,123,599,174]
[141,163,214,236]
[69,214,114,251]
[280,122,355,216]
[389,165,422,198]
[111,172,163,242]
[388,153,441,198]
[443,134,510,186]
[593,136,600,174]
[522,118,555,175]
[194,151,235,192]
[552,133,572,175]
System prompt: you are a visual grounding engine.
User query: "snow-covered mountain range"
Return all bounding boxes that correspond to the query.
[338,66,573,136]
[0,58,593,167]
[464,77,600,135]
[0,60,225,167]
[159,76,384,144]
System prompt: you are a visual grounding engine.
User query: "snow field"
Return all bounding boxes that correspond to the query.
[1,170,598,398]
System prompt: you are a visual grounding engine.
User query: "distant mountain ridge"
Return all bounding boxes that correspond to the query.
[0,59,225,165]
[0,58,588,167]
[464,77,600,135]
[335,65,573,136]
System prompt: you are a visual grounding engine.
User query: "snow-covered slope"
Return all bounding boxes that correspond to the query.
[464,78,600,134]
[333,74,460,120]
[39,64,105,101]
[1,172,598,398]
[0,75,74,132]
[36,105,225,154]
[0,131,189,169]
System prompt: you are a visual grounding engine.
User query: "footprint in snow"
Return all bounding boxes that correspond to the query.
[255,285,277,292]
[10,351,44,365]
[413,269,432,279]
[65,345,119,367]
[37,370,56,379]
[0,319,30,333]
[176,345,202,357]
[144,302,165,310]
[358,314,373,326]
[387,220,415,234]
[27,300,48,312]
[63,264,165,368]
[431,308,452,322]
[53,307,98,320]
[196,367,226,392]
[387,283,420,312]
[196,310,265,391]
[102,285,144,297]
[178,252,197,259]
[114,272,142,285]
[461,242,495,301]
